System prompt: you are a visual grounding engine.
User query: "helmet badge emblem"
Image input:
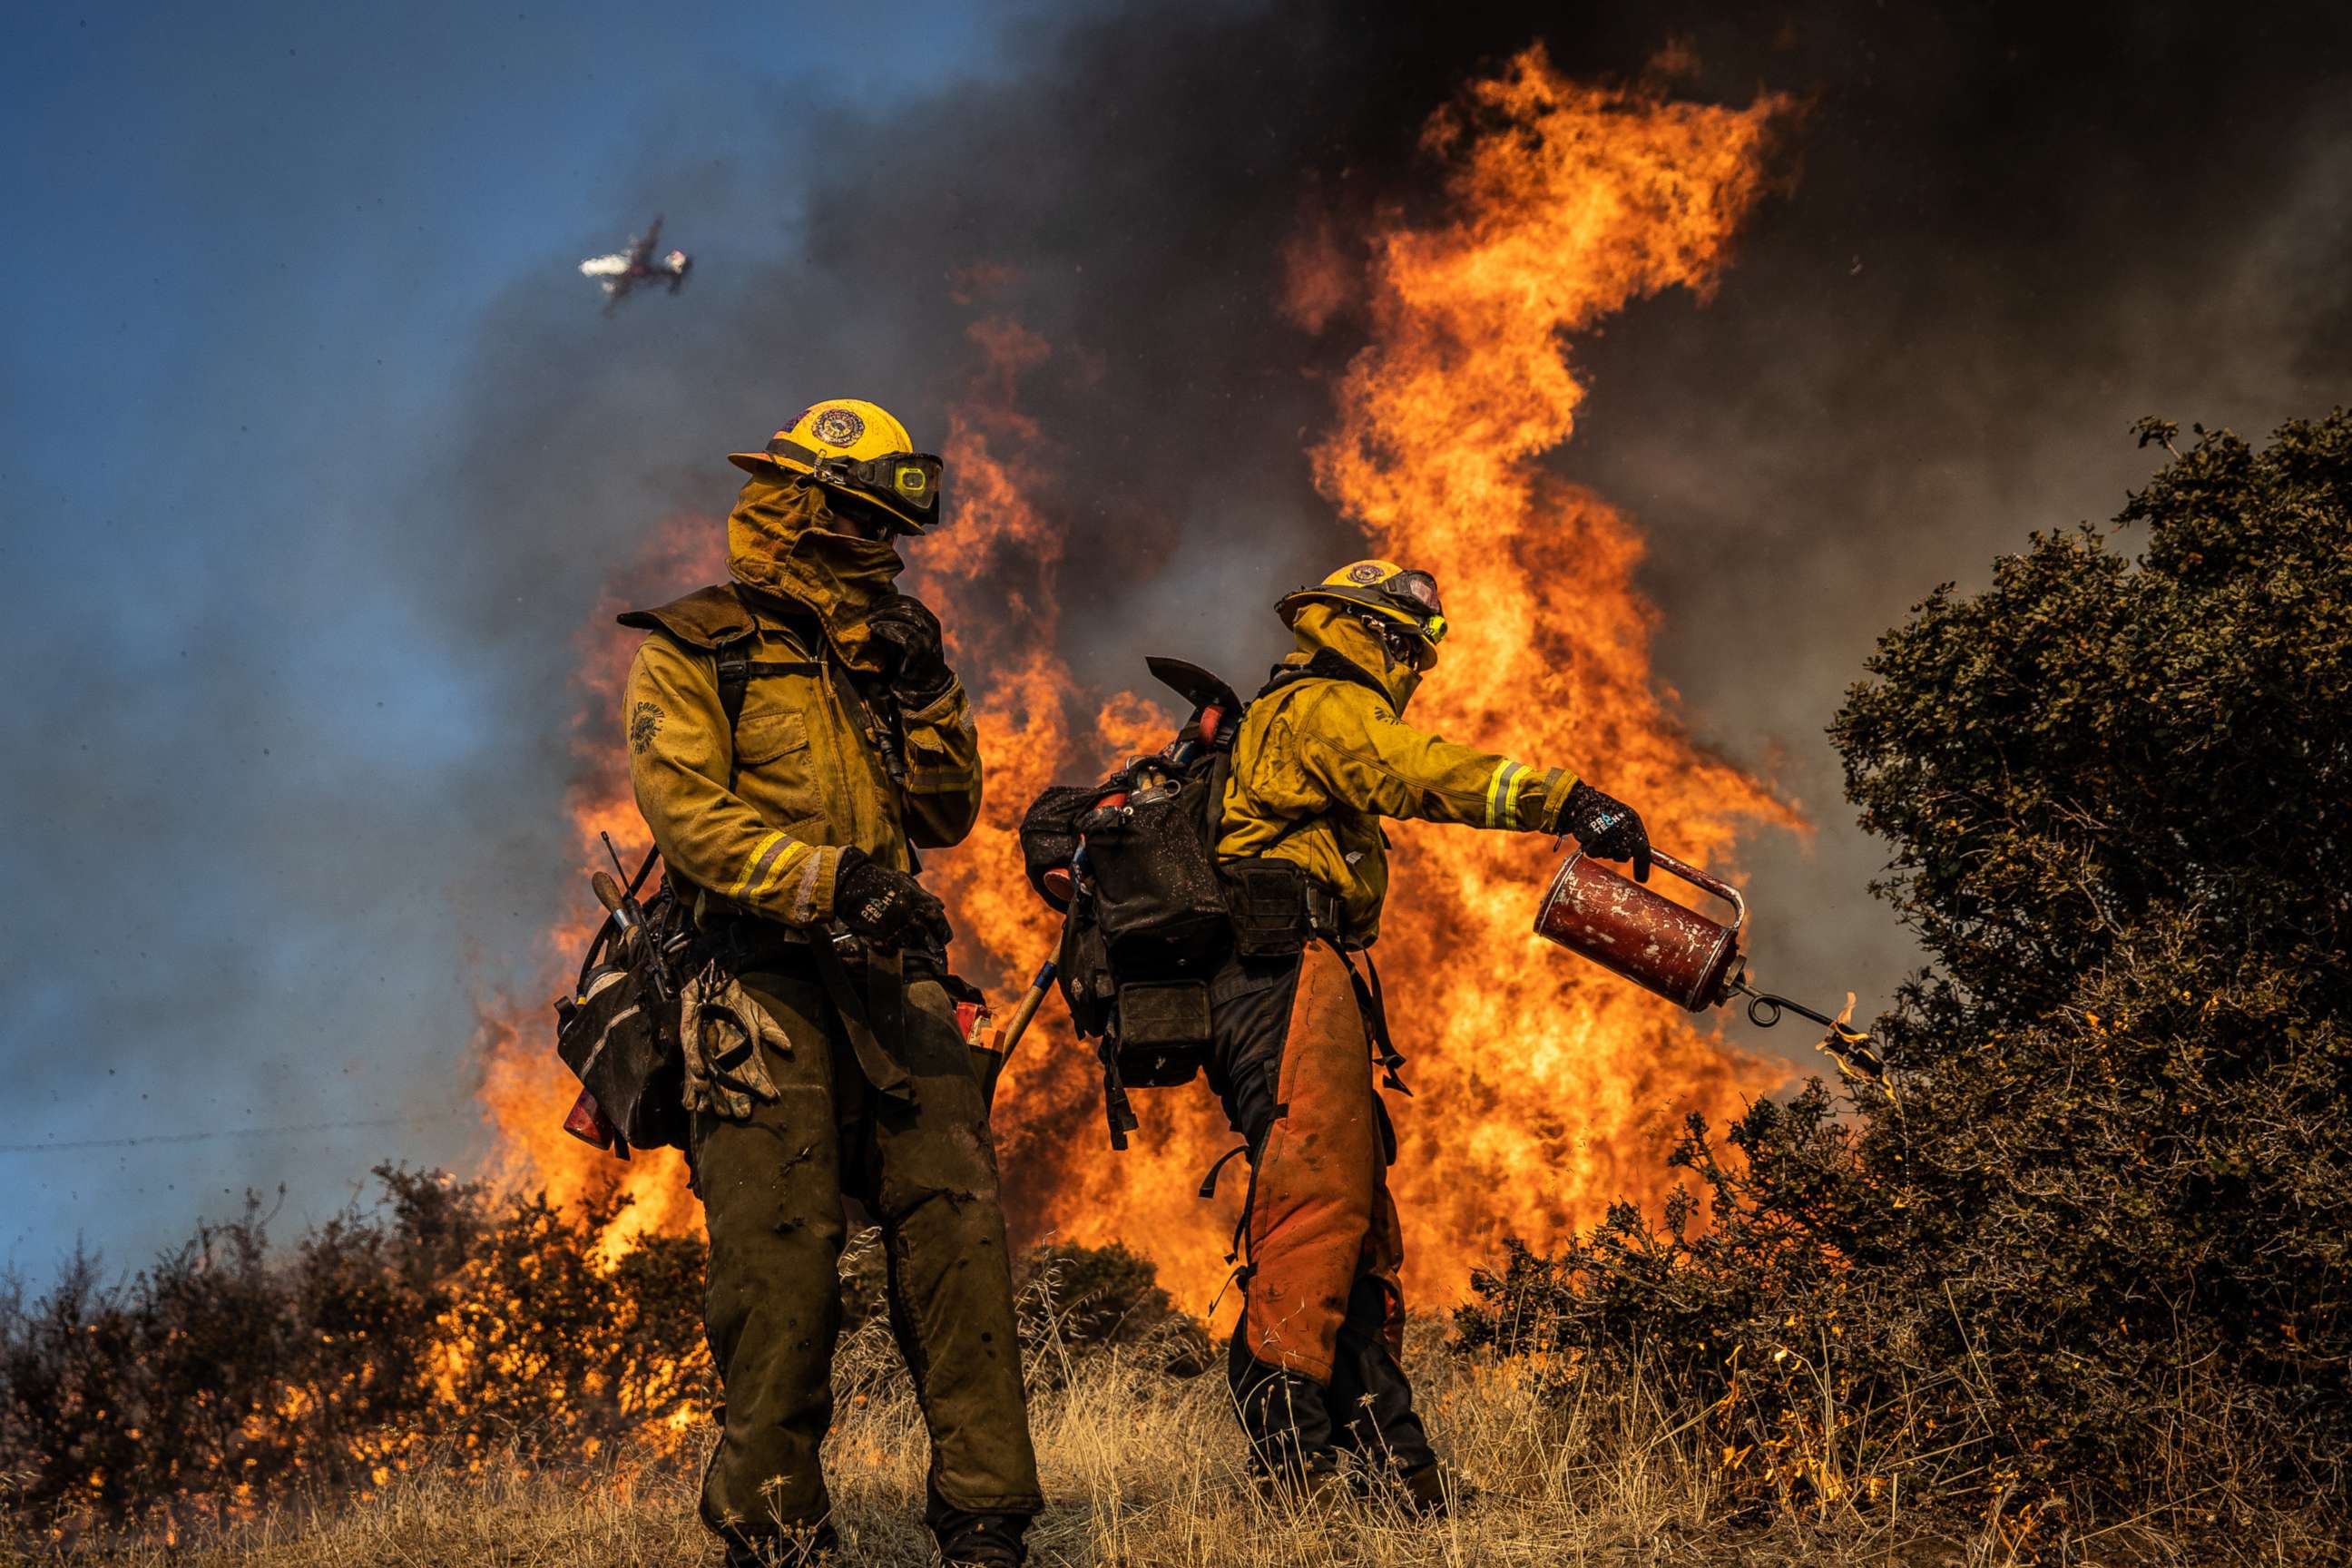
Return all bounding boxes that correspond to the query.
[1348,563,1386,584]
[809,407,867,447]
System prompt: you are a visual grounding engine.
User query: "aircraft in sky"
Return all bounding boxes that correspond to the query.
[578,217,691,313]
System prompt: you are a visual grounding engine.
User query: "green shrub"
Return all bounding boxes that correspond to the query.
[1457,414,2352,1543]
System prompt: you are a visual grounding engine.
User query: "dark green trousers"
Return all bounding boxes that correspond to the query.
[694,968,1041,1544]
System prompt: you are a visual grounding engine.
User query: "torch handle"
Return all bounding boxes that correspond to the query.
[998,963,1058,1054]
[1645,848,1748,939]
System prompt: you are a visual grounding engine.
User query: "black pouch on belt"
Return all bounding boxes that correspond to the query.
[1112,979,1210,1088]
[555,962,688,1152]
[1222,857,1312,959]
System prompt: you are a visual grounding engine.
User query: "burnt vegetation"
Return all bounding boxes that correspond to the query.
[1456,414,2352,1548]
[0,1168,705,1539]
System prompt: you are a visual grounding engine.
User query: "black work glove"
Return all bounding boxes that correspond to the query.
[1555,779,1653,883]
[832,848,954,952]
[864,592,956,708]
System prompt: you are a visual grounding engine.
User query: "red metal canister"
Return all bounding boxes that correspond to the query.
[1533,848,1748,1012]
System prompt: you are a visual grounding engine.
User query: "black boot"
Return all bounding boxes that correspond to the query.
[1391,1459,1476,1518]
[929,1504,1030,1567]
[720,1522,838,1566]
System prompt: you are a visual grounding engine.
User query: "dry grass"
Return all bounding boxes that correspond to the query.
[29,1302,2273,1568]
[17,1255,2318,1568]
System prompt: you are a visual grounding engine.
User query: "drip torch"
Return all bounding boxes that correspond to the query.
[1533,846,1889,1091]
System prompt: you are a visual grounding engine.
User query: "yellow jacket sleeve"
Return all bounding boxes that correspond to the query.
[1288,681,1578,832]
[897,677,984,848]
[624,636,843,926]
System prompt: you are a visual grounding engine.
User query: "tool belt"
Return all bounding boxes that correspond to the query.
[692,908,922,1101]
[1098,856,1341,1082]
[1222,855,1406,1093]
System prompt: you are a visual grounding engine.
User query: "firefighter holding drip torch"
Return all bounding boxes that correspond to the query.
[1206,560,1652,1508]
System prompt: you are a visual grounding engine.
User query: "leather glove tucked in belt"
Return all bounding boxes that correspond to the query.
[864,592,956,708]
[1555,779,1653,883]
[833,848,954,951]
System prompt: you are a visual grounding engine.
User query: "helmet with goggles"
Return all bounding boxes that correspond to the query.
[727,398,944,534]
[1276,560,1448,657]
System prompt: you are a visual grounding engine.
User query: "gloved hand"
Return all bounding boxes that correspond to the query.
[833,848,954,952]
[1555,779,1652,883]
[864,592,956,707]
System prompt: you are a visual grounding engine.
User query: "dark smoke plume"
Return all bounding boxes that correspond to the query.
[440,0,2352,1035]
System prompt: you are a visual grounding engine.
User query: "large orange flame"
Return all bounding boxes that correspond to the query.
[1302,48,1801,1300]
[477,45,1799,1319]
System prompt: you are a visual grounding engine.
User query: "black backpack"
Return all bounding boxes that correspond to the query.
[1018,658,1250,1145]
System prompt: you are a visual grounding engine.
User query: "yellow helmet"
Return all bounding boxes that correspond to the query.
[1276,559,1448,649]
[727,397,944,534]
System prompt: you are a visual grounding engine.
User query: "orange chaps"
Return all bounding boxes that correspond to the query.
[1240,941,1405,1381]
[1211,940,1430,1476]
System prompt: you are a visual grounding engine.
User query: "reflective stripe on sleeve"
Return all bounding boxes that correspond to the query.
[729,830,793,902]
[1485,760,1526,828]
[786,852,828,925]
[747,838,815,904]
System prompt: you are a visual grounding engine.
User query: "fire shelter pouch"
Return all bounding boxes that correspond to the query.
[1112,979,1210,1087]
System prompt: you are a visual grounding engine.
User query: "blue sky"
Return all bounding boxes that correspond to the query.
[0,0,1004,1276]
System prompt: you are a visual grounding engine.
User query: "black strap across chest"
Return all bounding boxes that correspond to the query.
[710,587,904,801]
[713,647,820,730]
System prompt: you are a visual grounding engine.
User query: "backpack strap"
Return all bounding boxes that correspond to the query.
[715,640,753,731]
[1255,647,1392,704]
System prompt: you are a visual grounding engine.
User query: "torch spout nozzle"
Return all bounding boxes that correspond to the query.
[1731,980,1893,1093]
[1728,978,1844,1033]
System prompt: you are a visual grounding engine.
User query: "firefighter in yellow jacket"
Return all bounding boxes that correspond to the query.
[1209,560,1652,1507]
[622,401,1039,1567]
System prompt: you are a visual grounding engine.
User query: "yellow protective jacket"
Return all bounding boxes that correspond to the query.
[1215,603,1577,941]
[622,477,981,928]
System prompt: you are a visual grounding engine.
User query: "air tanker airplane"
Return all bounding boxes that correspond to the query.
[578,217,691,313]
